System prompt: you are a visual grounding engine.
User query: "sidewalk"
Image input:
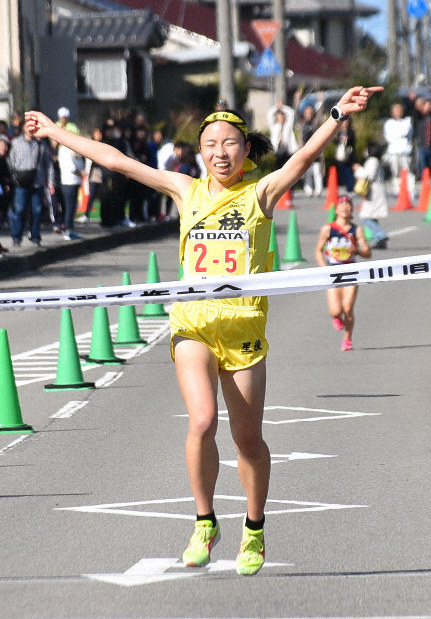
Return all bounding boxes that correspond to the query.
[0,217,179,280]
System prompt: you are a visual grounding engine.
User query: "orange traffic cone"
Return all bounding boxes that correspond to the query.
[391,168,414,211]
[77,175,90,215]
[275,189,293,210]
[322,166,338,210]
[417,167,430,212]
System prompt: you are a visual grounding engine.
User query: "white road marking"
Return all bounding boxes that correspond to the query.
[221,452,337,467]
[85,558,293,587]
[388,226,419,237]
[57,494,366,519]
[12,320,170,387]
[0,435,30,455]
[176,405,380,424]
[256,405,381,424]
[50,401,89,419]
[95,371,124,388]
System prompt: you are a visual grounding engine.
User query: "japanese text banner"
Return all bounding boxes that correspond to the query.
[0,254,430,311]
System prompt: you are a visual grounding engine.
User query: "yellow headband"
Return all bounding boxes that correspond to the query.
[199,111,248,137]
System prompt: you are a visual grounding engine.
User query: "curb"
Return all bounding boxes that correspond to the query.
[0,219,179,281]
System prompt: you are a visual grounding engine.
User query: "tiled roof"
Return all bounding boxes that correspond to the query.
[53,8,168,49]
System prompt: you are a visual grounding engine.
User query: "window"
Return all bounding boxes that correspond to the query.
[78,56,128,100]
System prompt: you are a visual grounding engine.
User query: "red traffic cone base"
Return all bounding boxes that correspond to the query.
[391,168,414,211]
[275,189,293,210]
[417,167,430,212]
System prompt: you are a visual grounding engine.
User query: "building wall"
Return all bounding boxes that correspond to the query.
[323,18,346,58]
[0,0,20,120]
[40,36,77,121]
[152,60,219,120]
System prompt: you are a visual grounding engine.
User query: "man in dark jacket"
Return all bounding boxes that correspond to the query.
[8,121,53,246]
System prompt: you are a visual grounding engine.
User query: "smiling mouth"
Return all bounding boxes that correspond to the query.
[214,162,230,170]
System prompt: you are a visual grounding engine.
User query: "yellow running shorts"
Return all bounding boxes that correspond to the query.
[169,300,269,371]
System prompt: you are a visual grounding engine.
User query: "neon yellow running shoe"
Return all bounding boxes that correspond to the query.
[182,519,220,567]
[236,525,265,575]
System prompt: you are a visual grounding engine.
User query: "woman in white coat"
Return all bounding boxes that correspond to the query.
[354,141,389,249]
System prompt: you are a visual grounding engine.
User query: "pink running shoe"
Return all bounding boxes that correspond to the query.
[332,317,344,331]
[341,338,353,351]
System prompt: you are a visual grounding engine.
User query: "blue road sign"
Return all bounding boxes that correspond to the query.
[255,48,282,77]
[408,0,428,18]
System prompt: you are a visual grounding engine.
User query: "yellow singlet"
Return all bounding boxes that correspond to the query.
[170,177,273,370]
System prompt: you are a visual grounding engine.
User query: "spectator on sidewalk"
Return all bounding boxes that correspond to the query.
[55,107,84,240]
[56,107,80,135]
[8,120,53,246]
[414,98,431,179]
[78,127,103,223]
[0,134,12,255]
[177,142,201,179]
[0,134,13,229]
[129,123,153,223]
[383,102,415,198]
[99,121,134,228]
[299,103,324,197]
[48,139,65,233]
[354,141,389,249]
[334,117,356,195]
[57,135,85,241]
[8,110,24,139]
[267,101,298,169]
[150,126,175,219]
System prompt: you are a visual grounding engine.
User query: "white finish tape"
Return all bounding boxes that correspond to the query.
[0,254,430,311]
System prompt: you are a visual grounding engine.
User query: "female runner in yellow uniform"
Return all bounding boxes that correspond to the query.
[25,85,382,575]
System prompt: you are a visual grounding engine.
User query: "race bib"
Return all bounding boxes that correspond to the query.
[184,229,250,277]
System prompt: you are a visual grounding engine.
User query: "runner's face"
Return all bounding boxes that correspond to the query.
[199,121,250,185]
[336,200,354,219]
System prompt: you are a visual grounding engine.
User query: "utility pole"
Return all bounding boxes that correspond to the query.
[387,0,398,78]
[350,0,356,53]
[413,14,424,83]
[216,0,236,108]
[424,11,431,83]
[230,0,240,44]
[273,0,286,103]
[400,0,412,87]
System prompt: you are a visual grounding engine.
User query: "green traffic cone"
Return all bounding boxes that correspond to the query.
[327,204,336,223]
[115,272,148,346]
[0,329,34,433]
[84,305,126,363]
[178,263,184,280]
[140,252,169,318]
[422,191,431,223]
[282,212,307,264]
[363,226,374,241]
[45,309,95,391]
[269,220,280,271]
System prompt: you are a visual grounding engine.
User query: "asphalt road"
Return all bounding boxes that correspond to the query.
[0,194,430,618]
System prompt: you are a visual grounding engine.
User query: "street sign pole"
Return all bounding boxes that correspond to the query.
[216,0,236,108]
[273,0,287,103]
